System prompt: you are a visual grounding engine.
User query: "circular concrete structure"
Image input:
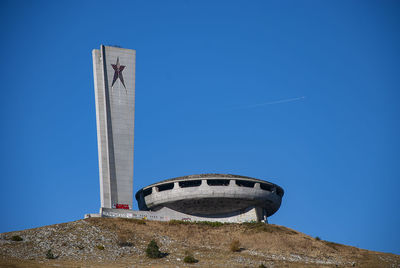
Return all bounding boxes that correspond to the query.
[135,174,284,219]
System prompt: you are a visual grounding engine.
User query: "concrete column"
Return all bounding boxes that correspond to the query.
[93,45,136,209]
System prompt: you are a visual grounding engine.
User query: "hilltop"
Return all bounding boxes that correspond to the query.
[0,218,399,267]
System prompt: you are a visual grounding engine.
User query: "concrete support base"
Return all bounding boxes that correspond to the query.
[85,206,268,223]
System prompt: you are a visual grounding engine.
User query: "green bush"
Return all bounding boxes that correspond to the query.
[96,245,105,250]
[146,240,162,258]
[315,236,321,241]
[11,235,23,241]
[230,239,241,252]
[46,249,56,259]
[118,241,133,247]
[168,220,190,225]
[183,254,198,263]
[258,264,266,268]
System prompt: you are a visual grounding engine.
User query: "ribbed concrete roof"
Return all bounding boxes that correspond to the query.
[141,173,283,191]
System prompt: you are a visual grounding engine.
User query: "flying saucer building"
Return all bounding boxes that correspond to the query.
[88,45,284,223]
[135,174,284,222]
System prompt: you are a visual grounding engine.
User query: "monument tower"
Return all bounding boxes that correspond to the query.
[92,45,136,210]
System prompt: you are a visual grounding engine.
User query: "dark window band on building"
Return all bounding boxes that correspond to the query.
[235,180,255,188]
[157,183,174,192]
[143,188,152,197]
[179,180,202,188]
[260,183,274,191]
[207,179,230,186]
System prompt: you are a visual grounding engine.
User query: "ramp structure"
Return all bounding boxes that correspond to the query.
[92,45,136,210]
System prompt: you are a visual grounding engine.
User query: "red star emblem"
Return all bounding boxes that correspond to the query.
[111,57,126,88]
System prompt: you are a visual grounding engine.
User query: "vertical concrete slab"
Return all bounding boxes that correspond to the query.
[92,45,136,209]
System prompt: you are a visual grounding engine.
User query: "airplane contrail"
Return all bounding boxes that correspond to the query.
[237,96,306,109]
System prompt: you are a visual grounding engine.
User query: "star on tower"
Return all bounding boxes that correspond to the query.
[111,57,126,88]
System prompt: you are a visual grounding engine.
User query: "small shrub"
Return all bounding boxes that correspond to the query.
[168,220,190,225]
[77,245,84,250]
[118,241,133,247]
[96,245,105,250]
[146,240,162,258]
[259,264,266,268]
[315,236,321,241]
[183,254,198,263]
[11,235,23,241]
[230,239,241,252]
[46,249,56,259]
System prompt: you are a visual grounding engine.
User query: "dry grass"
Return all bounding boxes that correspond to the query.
[230,239,241,252]
[242,222,298,235]
[1,218,399,268]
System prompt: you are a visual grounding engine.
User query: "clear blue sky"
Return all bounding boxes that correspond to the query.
[0,0,399,255]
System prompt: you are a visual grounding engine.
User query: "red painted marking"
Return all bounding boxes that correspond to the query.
[116,204,129,209]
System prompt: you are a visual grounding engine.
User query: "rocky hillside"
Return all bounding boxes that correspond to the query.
[0,218,399,267]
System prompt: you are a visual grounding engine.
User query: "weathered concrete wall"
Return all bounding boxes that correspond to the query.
[92,45,135,209]
[92,207,266,223]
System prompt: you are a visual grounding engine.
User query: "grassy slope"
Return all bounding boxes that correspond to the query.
[0,218,399,268]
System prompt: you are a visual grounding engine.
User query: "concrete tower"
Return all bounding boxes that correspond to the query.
[92,45,136,210]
